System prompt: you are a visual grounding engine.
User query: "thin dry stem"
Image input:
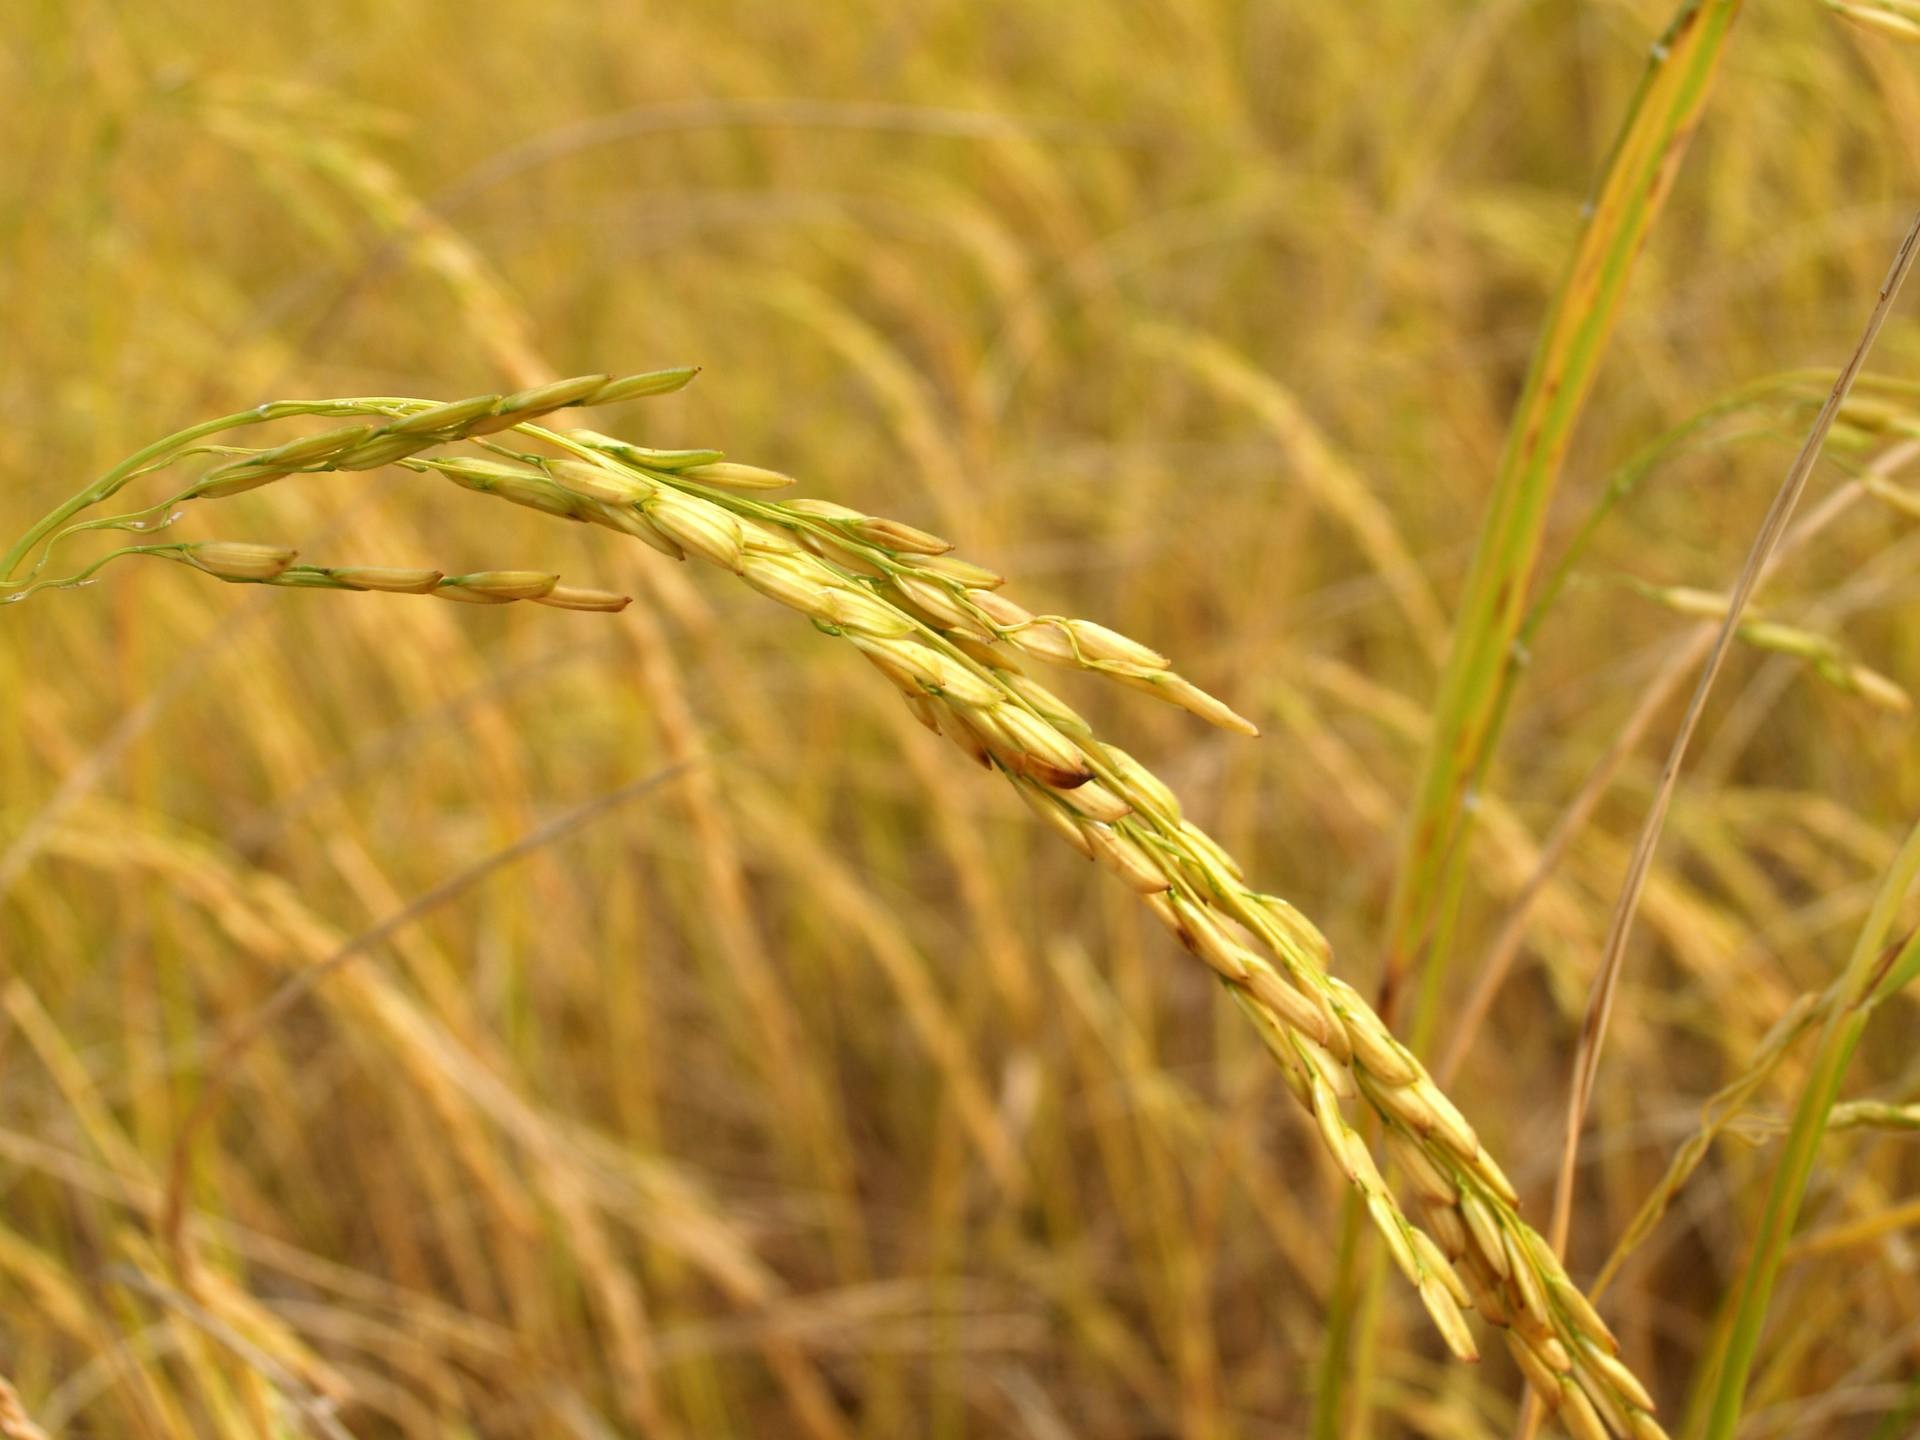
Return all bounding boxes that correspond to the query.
[1546,208,1920,1262]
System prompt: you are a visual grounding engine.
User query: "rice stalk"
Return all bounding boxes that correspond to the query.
[2,376,1673,1439]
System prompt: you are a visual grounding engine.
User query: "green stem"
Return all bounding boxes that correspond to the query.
[1,408,272,582]
[1702,817,1920,1438]
[1382,0,1745,1021]
[0,544,192,603]
[0,397,437,585]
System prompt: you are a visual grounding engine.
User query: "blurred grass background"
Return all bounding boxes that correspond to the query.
[4,0,1920,1435]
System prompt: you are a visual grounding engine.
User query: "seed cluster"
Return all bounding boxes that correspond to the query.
[181,542,629,612]
[2,374,1669,1439]
[470,392,1665,1440]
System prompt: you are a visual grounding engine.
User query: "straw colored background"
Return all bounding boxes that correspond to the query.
[3,1,1918,1435]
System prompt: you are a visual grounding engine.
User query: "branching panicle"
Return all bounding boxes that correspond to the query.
[0,373,1668,1440]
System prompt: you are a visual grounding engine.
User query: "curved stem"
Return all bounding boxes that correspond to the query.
[0,397,433,585]
[2,409,270,582]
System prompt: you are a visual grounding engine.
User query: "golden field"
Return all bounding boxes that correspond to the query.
[4,1,1920,1436]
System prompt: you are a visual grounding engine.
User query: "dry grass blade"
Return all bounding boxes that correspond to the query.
[1546,207,1920,1263]
[1503,216,1920,1440]
[1435,639,1704,1089]
[1439,435,1916,1091]
[106,1266,357,1440]
[1136,323,1449,661]
[156,763,694,1284]
[1516,212,1920,1440]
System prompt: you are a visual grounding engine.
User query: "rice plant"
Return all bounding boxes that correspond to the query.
[6,2,1920,1438]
